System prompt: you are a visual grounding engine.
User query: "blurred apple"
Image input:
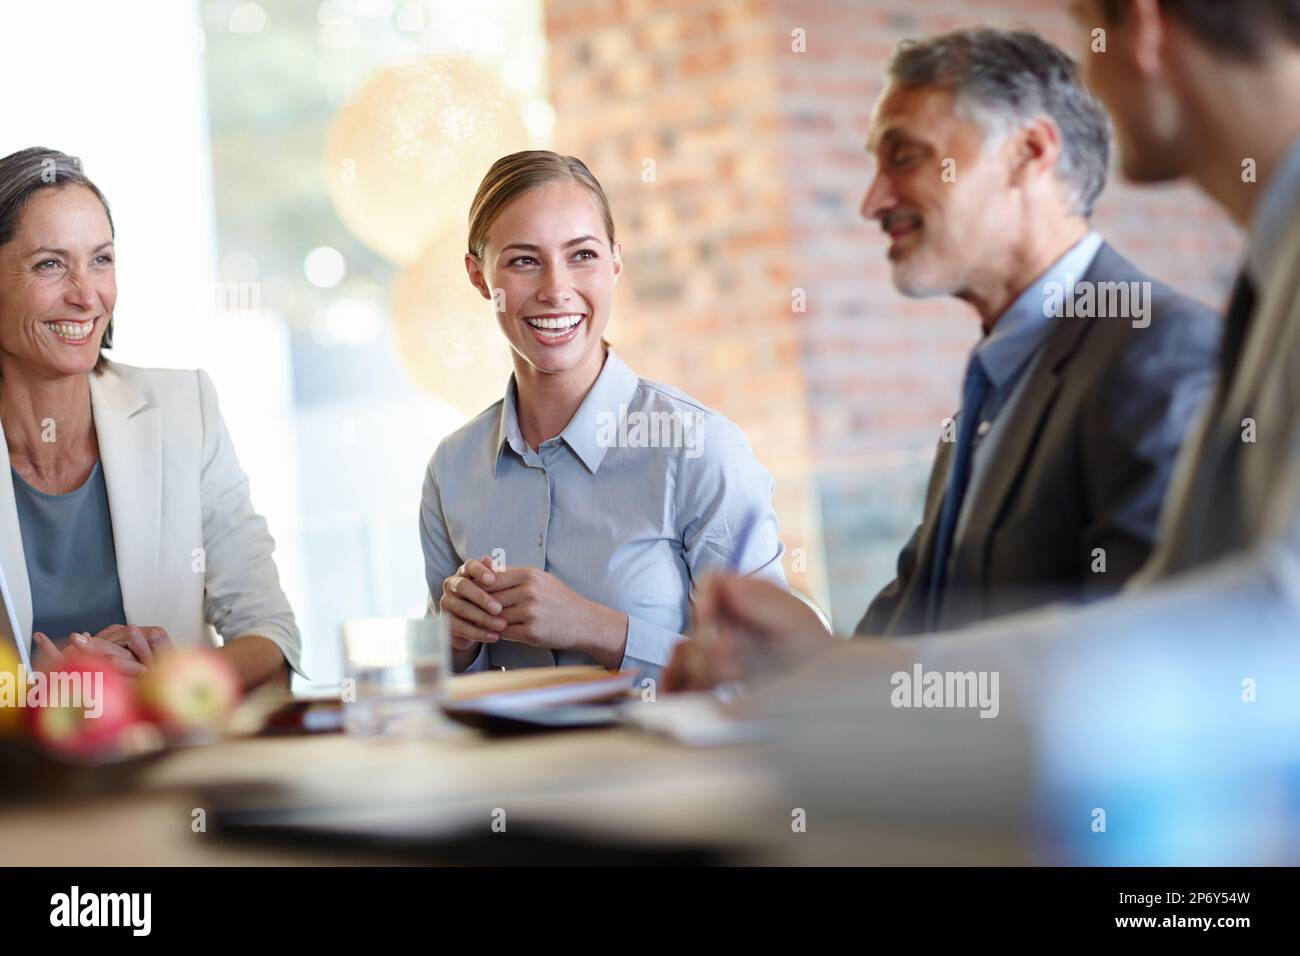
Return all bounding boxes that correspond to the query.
[136,649,240,740]
[0,642,21,736]
[26,654,159,760]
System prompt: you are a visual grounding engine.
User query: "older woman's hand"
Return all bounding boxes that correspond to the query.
[90,625,176,668]
[32,630,147,676]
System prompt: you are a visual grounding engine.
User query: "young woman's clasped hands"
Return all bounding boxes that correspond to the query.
[440,555,628,671]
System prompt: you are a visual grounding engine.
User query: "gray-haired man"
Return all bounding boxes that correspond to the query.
[847,31,1222,634]
[666,28,1221,689]
[856,28,1222,636]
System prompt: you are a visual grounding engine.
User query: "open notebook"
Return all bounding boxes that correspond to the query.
[254,666,638,736]
[445,665,637,710]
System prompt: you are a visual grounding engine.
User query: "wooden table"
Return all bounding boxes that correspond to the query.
[0,662,1034,865]
[0,718,788,865]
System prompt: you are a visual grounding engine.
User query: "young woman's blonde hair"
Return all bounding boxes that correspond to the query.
[467,150,616,259]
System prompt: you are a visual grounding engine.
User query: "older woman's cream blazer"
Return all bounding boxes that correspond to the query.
[0,361,301,673]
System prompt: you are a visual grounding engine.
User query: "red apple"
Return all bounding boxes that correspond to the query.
[136,648,241,739]
[25,653,159,760]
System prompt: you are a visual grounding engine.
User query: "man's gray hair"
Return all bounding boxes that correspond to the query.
[887,28,1112,217]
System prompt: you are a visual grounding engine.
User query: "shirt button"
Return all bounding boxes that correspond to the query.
[537,534,543,548]
[977,421,992,436]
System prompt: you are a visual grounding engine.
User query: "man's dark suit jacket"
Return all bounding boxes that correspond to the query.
[857,242,1222,637]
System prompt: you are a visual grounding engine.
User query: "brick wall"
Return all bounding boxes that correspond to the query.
[544,0,1241,627]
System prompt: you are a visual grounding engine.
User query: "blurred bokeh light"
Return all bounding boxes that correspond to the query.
[324,57,529,264]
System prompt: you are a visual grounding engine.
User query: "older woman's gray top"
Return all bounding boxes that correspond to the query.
[11,460,126,648]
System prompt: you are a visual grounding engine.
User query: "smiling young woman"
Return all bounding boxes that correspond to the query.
[420,150,788,678]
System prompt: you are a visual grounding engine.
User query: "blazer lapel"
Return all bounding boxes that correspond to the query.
[888,437,953,632]
[1149,212,1300,576]
[1133,399,1214,582]
[1222,208,1300,437]
[0,426,33,661]
[89,366,162,628]
[955,353,1065,586]
[956,256,1106,590]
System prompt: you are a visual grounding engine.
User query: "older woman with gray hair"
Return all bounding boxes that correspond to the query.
[0,146,300,687]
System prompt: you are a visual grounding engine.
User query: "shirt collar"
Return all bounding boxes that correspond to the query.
[494,348,641,476]
[974,231,1104,390]
[1246,136,1300,289]
[494,377,527,476]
